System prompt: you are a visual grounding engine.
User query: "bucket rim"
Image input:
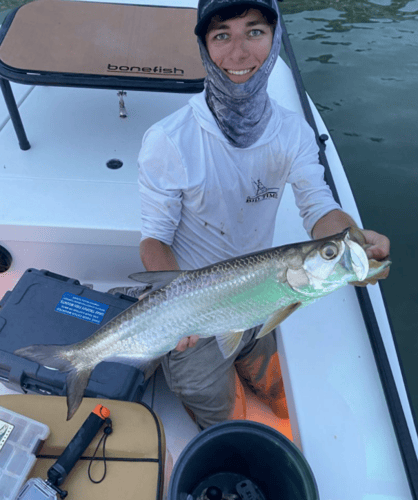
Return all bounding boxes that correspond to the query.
[168,420,319,499]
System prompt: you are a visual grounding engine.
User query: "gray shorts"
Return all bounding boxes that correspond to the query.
[160,328,281,429]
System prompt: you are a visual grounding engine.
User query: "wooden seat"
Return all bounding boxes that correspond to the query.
[0,0,206,149]
[0,0,206,86]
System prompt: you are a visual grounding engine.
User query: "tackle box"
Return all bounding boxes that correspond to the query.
[0,268,147,402]
[0,405,50,500]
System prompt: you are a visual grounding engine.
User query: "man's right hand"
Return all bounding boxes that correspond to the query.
[175,335,200,352]
[139,238,200,352]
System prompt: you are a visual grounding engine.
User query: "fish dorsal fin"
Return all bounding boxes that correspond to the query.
[128,271,183,292]
[256,302,302,339]
[216,330,245,359]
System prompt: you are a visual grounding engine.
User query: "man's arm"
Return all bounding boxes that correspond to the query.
[140,238,180,272]
[312,209,390,284]
[311,209,356,240]
[139,237,199,350]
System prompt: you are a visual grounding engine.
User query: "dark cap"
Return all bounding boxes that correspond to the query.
[195,0,282,38]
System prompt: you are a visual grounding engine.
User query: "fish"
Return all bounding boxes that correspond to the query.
[14,227,390,420]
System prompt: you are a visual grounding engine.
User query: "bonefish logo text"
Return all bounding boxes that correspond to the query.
[107,64,184,75]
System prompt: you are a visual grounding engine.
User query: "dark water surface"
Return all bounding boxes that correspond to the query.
[280,0,418,424]
[1,0,417,421]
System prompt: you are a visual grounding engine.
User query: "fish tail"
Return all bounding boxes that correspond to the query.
[14,344,93,420]
[64,364,93,421]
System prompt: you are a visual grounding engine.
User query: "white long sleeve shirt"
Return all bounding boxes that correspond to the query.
[138,91,341,270]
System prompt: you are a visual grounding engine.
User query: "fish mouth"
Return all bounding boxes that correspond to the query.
[343,227,392,281]
[344,233,369,281]
[365,255,392,279]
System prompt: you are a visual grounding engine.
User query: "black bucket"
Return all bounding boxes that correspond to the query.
[167,420,319,500]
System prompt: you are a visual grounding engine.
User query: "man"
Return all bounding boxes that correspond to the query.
[136,0,390,429]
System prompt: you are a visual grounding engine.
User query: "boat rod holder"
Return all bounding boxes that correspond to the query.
[117,91,127,118]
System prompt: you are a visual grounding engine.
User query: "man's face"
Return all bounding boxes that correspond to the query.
[205,8,274,84]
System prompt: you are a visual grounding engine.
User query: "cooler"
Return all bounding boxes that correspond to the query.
[0,268,147,402]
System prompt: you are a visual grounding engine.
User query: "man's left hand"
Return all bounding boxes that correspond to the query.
[350,229,390,286]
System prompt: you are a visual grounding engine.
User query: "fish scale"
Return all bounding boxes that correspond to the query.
[68,257,282,362]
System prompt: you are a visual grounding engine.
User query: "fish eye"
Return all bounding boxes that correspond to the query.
[320,243,339,260]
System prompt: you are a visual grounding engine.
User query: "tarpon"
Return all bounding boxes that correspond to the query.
[14,227,390,420]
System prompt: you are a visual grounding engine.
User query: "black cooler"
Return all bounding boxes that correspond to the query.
[0,269,147,402]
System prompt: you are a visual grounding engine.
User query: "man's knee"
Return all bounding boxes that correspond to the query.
[174,370,247,429]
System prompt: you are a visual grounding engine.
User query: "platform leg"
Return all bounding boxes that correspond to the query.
[0,78,31,150]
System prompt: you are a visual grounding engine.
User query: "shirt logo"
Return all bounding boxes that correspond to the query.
[246,179,279,203]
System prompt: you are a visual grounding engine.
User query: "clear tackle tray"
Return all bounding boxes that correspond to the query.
[0,406,50,500]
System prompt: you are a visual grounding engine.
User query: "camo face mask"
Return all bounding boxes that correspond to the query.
[197,7,282,148]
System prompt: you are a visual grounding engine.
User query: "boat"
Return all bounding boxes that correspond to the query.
[1,0,417,498]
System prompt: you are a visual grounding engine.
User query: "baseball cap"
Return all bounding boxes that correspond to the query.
[194,0,282,38]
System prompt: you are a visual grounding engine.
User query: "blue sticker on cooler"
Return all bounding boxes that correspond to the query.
[55,293,109,325]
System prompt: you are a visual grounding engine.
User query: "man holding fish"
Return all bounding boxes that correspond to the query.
[13,0,390,423]
[135,0,390,429]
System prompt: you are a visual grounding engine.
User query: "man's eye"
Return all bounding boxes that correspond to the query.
[249,29,263,37]
[215,33,229,41]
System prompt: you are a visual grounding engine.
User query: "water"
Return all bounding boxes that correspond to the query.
[279,0,418,423]
[1,0,417,417]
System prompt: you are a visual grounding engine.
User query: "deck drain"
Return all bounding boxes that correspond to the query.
[106,159,123,169]
[0,245,12,273]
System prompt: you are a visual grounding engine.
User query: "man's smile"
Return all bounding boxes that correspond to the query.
[225,67,255,75]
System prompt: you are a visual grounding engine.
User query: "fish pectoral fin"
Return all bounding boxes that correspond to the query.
[128,271,184,292]
[216,331,245,359]
[256,302,302,339]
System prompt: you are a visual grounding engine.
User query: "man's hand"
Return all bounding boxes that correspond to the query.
[360,229,390,261]
[350,229,390,286]
[175,335,200,352]
[312,211,390,286]
[140,238,200,352]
